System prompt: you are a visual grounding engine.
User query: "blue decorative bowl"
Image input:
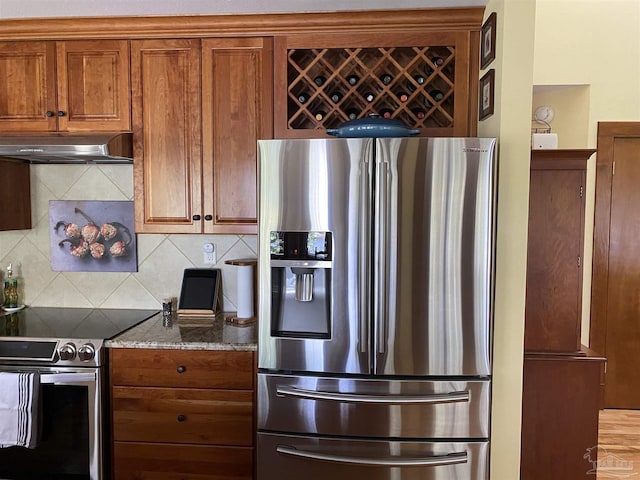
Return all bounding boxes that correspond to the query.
[326,117,420,138]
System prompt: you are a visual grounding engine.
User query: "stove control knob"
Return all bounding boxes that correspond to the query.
[59,343,77,361]
[78,343,95,362]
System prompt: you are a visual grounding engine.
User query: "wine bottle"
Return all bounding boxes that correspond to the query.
[429,89,444,102]
[413,75,426,86]
[346,109,359,120]
[430,56,444,67]
[364,92,376,103]
[330,91,343,103]
[380,73,393,85]
[346,74,360,86]
[297,92,310,104]
[395,91,409,103]
[314,111,326,121]
[412,108,426,119]
[313,75,327,87]
[380,109,393,119]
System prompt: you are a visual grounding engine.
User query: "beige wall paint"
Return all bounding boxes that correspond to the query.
[478,0,535,478]
[533,0,640,345]
[532,85,590,148]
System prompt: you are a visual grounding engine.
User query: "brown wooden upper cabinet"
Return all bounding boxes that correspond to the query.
[273,31,478,138]
[0,159,31,231]
[0,40,131,132]
[132,38,272,234]
[524,149,596,353]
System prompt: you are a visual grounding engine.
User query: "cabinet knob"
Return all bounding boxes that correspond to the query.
[192,214,201,221]
[57,110,66,117]
[177,365,186,373]
[46,111,55,117]
[204,214,213,221]
[177,414,186,422]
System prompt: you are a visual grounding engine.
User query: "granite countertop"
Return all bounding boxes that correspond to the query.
[106,312,257,351]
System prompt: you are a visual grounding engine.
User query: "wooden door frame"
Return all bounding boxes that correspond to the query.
[590,122,640,355]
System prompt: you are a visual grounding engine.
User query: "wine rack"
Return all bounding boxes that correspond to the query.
[285,45,456,132]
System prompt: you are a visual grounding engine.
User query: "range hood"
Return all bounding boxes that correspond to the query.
[0,132,133,164]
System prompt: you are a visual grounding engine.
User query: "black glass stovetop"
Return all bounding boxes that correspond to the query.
[0,307,159,340]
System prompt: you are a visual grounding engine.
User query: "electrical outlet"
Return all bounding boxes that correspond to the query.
[203,243,216,265]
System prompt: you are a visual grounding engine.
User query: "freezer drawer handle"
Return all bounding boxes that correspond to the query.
[276,445,467,467]
[276,385,470,404]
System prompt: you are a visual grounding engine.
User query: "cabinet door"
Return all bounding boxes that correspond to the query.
[525,158,586,352]
[520,354,603,480]
[0,41,57,132]
[202,37,273,234]
[56,40,131,131]
[0,160,31,231]
[132,39,203,234]
[113,442,253,480]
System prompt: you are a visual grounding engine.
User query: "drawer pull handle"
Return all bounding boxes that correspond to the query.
[177,365,186,373]
[177,414,186,422]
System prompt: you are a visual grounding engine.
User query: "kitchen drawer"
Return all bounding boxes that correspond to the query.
[110,348,254,389]
[258,373,490,439]
[112,386,253,446]
[113,441,253,480]
[258,432,488,480]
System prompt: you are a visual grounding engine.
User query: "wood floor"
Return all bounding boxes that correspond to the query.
[597,409,640,479]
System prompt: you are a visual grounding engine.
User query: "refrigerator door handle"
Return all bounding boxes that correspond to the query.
[276,445,468,467]
[375,161,389,354]
[358,159,371,354]
[276,385,470,404]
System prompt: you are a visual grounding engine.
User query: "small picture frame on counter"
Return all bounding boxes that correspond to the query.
[177,268,221,320]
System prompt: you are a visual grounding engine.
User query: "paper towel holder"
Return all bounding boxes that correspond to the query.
[225,258,257,325]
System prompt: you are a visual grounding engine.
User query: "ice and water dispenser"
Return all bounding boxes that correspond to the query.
[269,231,332,338]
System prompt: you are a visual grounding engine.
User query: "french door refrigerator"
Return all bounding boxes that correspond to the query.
[257,137,497,480]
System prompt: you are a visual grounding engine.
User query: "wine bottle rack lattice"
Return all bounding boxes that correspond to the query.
[286,46,456,131]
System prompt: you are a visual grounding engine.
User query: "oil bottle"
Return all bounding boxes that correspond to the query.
[3,263,19,308]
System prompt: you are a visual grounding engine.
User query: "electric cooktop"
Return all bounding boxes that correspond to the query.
[0,307,159,340]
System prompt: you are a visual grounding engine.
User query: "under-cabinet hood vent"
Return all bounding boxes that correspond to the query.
[0,132,133,164]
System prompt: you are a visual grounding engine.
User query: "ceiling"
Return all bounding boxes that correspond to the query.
[0,0,487,19]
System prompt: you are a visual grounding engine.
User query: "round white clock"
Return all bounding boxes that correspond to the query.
[533,106,554,125]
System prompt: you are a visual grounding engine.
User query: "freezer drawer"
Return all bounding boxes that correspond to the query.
[258,432,488,480]
[258,373,490,439]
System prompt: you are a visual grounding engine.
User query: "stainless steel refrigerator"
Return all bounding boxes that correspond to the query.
[257,137,496,480]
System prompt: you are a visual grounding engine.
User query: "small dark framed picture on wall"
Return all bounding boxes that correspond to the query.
[481,12,497,69]
[479,69,495,121]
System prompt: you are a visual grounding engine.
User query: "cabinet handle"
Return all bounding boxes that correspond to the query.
[177,414,186,422]
[177,365,186,373]
[204,214,213,221]
[57,110,66,117]
[192,214,201,221]
[46,111,55,117]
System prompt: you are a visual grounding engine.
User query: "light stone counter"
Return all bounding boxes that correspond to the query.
[106,312,257,351]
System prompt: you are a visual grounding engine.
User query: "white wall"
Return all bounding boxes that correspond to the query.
[0,0,487,18]
[533,0,640,345]
[478,1,535,479]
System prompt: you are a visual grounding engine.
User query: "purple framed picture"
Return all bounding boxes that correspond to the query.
[49,200,137,272]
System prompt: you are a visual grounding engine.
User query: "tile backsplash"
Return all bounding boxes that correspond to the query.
[0,164,256,311]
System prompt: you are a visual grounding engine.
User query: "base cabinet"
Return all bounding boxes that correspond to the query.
[520,351,605,480]
[110,348,255,480]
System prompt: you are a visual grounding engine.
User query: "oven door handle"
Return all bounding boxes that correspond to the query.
[40,372,95,384]
[277,445,468,467]
[276,385,470,404]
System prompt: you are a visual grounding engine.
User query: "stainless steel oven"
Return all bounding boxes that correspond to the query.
[0,363,105,480]
[0,307,158,480]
